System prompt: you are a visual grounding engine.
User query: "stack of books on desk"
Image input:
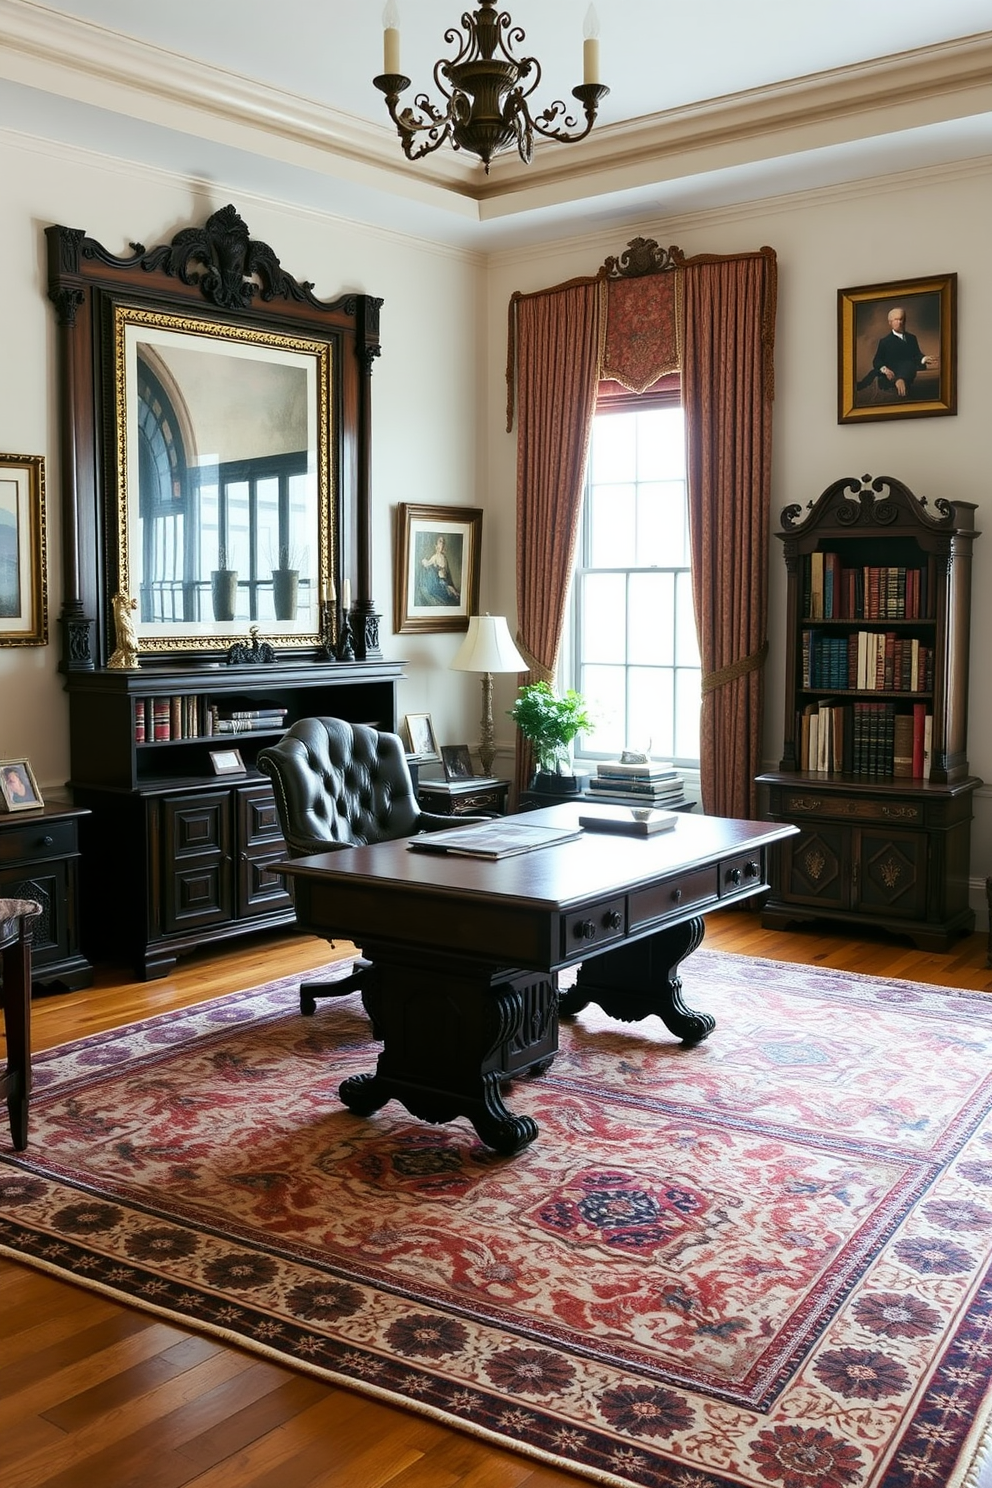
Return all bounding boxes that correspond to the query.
[584,760,686,808]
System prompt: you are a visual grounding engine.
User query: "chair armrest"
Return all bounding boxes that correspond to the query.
[416,811,492,833]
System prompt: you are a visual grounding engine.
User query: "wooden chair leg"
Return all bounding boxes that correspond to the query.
[1,925,32,1151]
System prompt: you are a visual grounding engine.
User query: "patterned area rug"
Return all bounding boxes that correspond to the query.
[3,950,992,1488]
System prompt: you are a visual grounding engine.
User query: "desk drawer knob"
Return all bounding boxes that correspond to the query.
[605,909,622,930]
[671,887,682,904]
[40,835,54,847]
[746,859,760,879]
[730,867,743,886]
[575,919,597,940]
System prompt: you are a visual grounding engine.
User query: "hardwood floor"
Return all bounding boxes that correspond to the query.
[3,913,991,1487]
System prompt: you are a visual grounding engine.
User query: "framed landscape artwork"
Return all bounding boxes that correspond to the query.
[0,454,47,646]
[394,504,482,634]
[838,273,956,424]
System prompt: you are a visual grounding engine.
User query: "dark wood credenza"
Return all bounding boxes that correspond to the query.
[67,661,402,980]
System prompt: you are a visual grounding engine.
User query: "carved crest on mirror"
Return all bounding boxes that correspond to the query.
[46,205,382,669]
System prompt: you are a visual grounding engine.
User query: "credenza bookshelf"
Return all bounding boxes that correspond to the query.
[757,473,980,951]
[67,660,402,979]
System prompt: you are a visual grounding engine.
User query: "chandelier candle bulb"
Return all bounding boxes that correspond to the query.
[342,579,352,612]
[382,1,401,74]
[583,6,600,86]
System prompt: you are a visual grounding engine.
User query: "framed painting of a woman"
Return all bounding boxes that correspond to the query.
[394,504,482,634]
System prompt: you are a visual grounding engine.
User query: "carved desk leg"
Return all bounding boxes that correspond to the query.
[558,915,714,1044]
[337,946,557,1154]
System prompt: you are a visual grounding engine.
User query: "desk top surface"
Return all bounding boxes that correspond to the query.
[280,805,796,912]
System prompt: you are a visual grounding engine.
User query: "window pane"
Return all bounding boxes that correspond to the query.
[588,484,635,567]
[675,669,701,760]
[580,573,626,663]
[637,481,689,567]
[590,411,636,483]
[636,407,685,481]
[628,666,674,759]
[675,572,699,665]
[572,403,700,769]
[628,572,673,665]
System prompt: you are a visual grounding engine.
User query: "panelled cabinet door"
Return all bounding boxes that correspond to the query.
[236,784,293,918]
[779,824,847,911]
[854,828,928,920]
[162,791,233,932]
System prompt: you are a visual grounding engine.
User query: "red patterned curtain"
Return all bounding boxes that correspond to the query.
[506,280,604,797]
[506,240,776,815]
[682,250,777,818]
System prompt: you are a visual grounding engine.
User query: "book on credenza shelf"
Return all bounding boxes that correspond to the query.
[408,821,584,859]
[578,807,678,837]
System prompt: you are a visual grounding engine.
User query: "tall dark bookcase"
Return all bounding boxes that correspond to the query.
[757,474,981,950]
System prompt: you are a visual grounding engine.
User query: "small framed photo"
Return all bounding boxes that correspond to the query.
[838,274,956,424]
[0,757,43,812]
[394,504,482,634]
[442,744,475,781]
[403,713,440,761]
[0,454,47,646]
[209,747,246,776]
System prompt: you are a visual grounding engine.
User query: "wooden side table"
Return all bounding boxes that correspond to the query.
[417,779,510,817]
[0,803,93,991]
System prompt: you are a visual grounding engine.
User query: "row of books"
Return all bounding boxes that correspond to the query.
[803,553,931,621]
[798,700,932,778]
[584,759,686,807]
[802,631,934,693]
[134,699,288,743]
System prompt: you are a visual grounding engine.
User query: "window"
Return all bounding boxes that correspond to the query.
[570,400,700,767]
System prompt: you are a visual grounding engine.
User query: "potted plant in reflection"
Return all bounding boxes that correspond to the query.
[509,681,594,793]
[210,546,238,622]
[272,544,304,621]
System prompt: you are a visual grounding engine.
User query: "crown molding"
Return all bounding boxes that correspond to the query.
[1,2,990,227]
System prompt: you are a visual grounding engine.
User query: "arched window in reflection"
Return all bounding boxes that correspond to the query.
[136,361,192,623]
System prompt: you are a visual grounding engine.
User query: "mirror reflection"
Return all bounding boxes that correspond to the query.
[119,309,330,648]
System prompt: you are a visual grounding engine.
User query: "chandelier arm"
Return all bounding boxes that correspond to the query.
[373,76,455,162]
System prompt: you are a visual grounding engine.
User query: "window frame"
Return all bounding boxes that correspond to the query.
[568,378,701,771]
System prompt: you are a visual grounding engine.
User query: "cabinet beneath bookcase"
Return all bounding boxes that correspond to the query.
[759,473,981,951]
[67,660,403,979]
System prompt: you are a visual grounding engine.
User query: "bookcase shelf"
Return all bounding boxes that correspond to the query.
[67,659,403,978]
[757,473,980,951]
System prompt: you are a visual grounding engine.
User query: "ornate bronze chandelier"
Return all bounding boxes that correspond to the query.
[373,1,608,173]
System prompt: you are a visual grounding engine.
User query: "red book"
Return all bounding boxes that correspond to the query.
[912,702,927,778]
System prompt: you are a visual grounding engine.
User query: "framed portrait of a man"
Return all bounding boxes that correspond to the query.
[838,274,956,424]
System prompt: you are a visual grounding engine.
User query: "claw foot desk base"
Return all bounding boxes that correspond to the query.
[280,806,796,1152]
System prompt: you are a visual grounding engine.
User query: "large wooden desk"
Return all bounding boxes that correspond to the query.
[280,806,797,1153]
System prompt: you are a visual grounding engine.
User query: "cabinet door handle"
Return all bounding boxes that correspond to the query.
[671,887,683,904]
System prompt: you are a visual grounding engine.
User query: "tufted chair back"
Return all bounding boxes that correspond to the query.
[257,717,426,858]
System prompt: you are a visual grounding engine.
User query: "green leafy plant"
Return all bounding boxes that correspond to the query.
[509,681,594,775]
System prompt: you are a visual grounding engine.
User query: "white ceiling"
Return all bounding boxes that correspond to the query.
[1,0,991,249]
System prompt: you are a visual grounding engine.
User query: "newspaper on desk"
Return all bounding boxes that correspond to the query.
[408,821,583,859]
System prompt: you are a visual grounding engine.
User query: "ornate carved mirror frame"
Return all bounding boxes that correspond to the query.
[46,205,382,669]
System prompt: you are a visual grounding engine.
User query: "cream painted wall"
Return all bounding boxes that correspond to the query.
[3,122,991,914]
[483,158,992,908]
[0,128,484,789]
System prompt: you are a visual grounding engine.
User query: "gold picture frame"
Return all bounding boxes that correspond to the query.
[0,454,47,647]
[838,274,956,424]
[0,757,44,812]
[394,504,482,634]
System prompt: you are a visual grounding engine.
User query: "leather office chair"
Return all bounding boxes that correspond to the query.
[258,718,482,1015]
[1,896,42,1150]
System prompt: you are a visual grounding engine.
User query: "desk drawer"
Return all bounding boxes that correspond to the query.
[628,866,717,932]
[719,852,764,898]
[563,900,626,957]
[0,820,77,865]
[782,792,922,826]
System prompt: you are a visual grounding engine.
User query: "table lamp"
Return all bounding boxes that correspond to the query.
[451,614,527,777]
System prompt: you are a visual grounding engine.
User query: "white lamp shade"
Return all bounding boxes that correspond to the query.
[451,614,526,674]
